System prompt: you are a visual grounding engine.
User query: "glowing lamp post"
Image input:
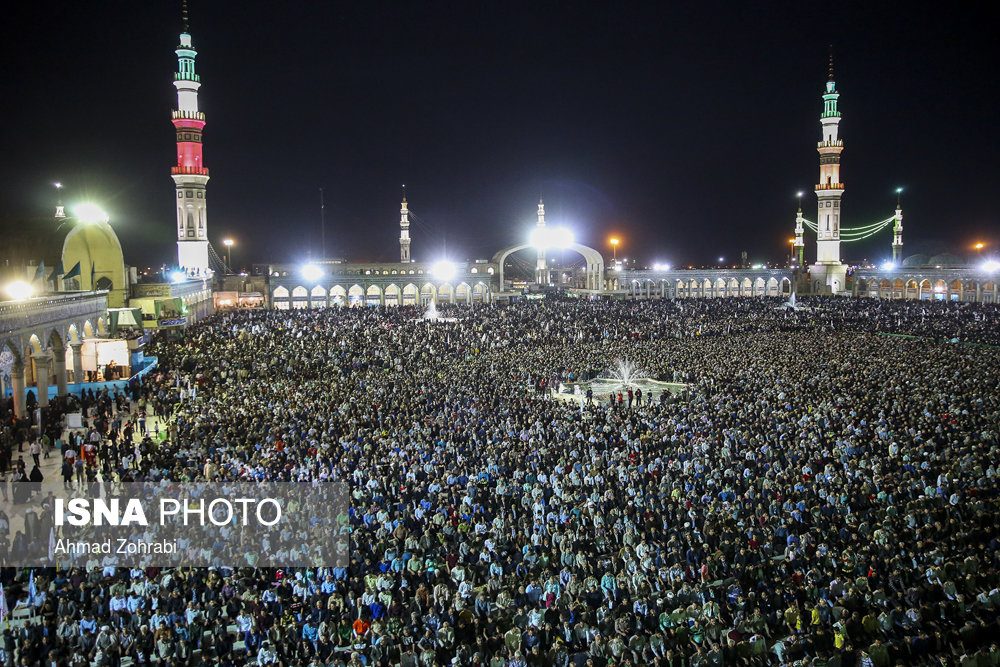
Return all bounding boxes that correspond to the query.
[222,239,234,273]
[609,237,619,261]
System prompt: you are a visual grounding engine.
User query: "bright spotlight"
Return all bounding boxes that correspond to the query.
[982,260,1000,273]
[74,203,109,224]
[530,226,574,250]
[4,280,34,301]
[718,256,724,263]
[169,270,187,283]
[301,263,325,282]
[222,238,234,247]
[652,263,670,271]
[431,260,457,281]
[881,261,896,271]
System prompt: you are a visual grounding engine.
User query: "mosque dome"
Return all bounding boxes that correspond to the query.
[927,253,966,268]
[900,254,929,268]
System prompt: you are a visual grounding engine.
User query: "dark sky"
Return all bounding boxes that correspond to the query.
[1,1,996,270]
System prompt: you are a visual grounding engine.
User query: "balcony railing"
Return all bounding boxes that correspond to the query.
[0,292,109,335]
[815,183,845,190]
[174,73,201,82]
[171,110,206,121]
[172,166,209,176]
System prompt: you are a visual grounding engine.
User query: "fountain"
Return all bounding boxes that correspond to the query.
[569,358,687,400]
[423,300,440,321]
[419,300,457,323]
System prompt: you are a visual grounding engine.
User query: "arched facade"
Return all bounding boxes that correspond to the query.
[491,243,605,291]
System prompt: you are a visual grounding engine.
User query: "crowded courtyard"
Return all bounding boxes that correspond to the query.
[2,296,999,666]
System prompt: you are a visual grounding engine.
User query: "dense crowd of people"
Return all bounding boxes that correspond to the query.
[1,295,998,667]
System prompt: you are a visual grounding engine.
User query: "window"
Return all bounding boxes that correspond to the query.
[187,191,193,197]
[177,192,183,199]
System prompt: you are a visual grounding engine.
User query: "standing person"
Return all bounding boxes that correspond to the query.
[29,440,40,468]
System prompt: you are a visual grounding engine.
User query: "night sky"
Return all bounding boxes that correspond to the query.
[2,1,996,270]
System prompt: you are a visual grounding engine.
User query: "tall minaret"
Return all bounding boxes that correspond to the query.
[535,198,548,285]
[793,197,804,266]
[399,186,411,263]
[811,50,847,293]
[892,189,904,264]
[172,1,210,274]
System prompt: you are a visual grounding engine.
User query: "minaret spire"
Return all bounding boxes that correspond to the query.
[172,2,210,274]
[182,0,189,33]
[535,197,548,286]
[892,188,903,264]
[811,51,847,293]
[399,185,411,263]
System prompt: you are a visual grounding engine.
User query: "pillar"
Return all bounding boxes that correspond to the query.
[52,346,69,396]
[33,354,51,408]
[11,362,26,419]
[70,341,84,384]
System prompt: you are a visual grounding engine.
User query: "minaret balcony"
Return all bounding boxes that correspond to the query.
[814,183,844,190]
[816,140,843,148]
[172,110,206,121]
[174,73,201,82]
[172,166,210,176]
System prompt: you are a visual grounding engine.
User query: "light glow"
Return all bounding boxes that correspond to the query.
[881,261,896,270]
[652,263,670,271]
[300,264,325,282]
[431,260,457,281]
[75,203,109,224]
[974,242,985,250]
[169,270,187,283]
[530,226,574,250]
[4,281,34,301]
[982,260,1000,273]
[222,238,234,247]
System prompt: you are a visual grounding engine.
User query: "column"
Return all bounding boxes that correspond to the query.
[52,346,69,396]
[33,354,51,408]
[11,362,26,419]
[70,341,84,384]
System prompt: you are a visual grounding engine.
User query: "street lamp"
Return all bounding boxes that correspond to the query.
[609,237,619,261]
[788,238,795,265]
[222,238,234,273]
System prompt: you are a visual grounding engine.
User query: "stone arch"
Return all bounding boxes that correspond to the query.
[384,283,400,306]
[347,284,364,306]
[918,279,932,300]
[437,283,454,304]
[714,278,725,297]
[67,323,81,343]
[932,279,947,300]
[675,279,685,298]
[727,278,739,296]
[456,282,471,303]
[366,284,382,306]
[473,281,488,303]
[291,286,309,309]
[420,283,436,305]
[491,242,605,291]
[273,286,289,298]
[97,317,107,335]
[402,283,418,306]
[767,277,779,296]
[330,285,347,306]
[742,277,752,296]
[780,277,792,296]
[754,277,766,296]
[310,285,327,308]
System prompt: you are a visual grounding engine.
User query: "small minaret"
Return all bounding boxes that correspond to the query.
[399,186,411,263]
[892,188,903,264]
[535,198,548,285]
[172,0,210,274]
[54,183,66,219]
[794,198,805,266]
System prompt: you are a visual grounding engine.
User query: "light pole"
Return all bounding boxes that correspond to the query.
[609,238,619,261]
[788,238,795,266]
[222,239,234,273]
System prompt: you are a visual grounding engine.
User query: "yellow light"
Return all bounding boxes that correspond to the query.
[788,238,795,244]
[4,281,34,301]
[974,242,985,250]
[609,238,619,246]
[223,239,234,247]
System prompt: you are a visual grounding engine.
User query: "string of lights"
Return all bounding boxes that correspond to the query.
[800,215,895,242]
